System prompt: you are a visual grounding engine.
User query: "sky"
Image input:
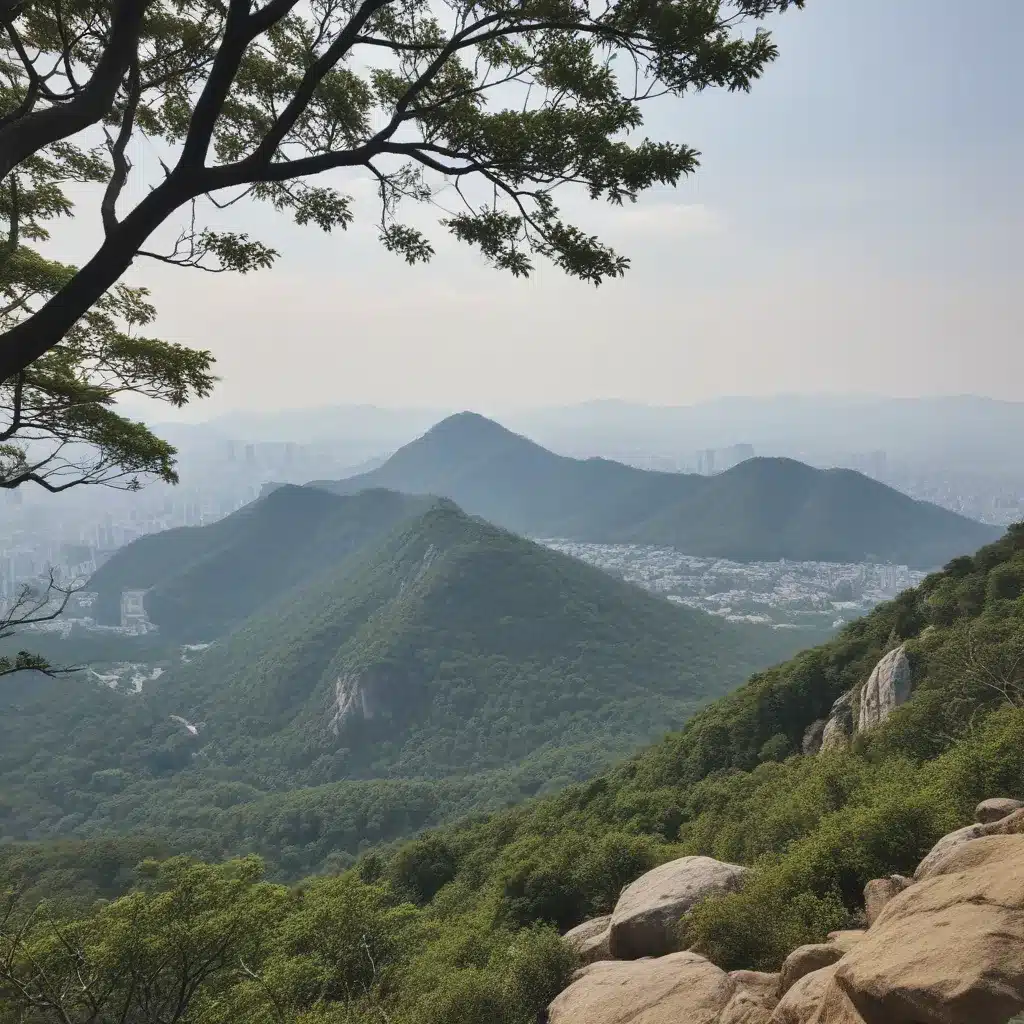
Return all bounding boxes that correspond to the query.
[90,0,1024,418]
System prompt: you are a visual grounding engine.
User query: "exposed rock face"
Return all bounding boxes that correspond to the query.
[778,944,845,997]
[770,965,837,1024]
[801,719,826,756]
[863,875,912,926]
[816,834,1024,1024]
[608,856,748,960]
[547,952,734,1024]
[562,916,612,965]
[856,645,912,733]
[722,971,780,1024]
[329,671,376,733]
[975,796,1024,824]
[820,691,854,752]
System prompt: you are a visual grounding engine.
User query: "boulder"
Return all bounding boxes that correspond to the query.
[769,965,836,1024]
[778,944,845,997]
[913,822,988,880]
[722,971,780,1024]
[608,855,748,960]
[856,645,911,733]
[546,951,734,1024]
[915,807,1024,880]
[976,797,1024,824]
[819,692,854,752]
[562,916,612,965]
[801,719,826,756]
[863,875,912,926]
[815,834,1024,1024]
[984,806,1024,836]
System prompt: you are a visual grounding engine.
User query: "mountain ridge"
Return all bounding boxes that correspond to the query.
[313,413,999,567]
[88,485,433,639]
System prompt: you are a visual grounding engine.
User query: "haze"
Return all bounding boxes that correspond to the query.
[108,0,1023,420]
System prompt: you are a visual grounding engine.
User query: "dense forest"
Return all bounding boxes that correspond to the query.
[0,502,811,874]
[2,523,1021,1022]
[321,413,999,566]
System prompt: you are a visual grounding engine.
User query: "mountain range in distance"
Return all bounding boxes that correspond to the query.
[151,394,1024,474]
[314,412,1000,569]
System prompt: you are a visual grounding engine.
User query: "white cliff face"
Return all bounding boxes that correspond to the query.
[329,671,376,734]
[857,645,912,733]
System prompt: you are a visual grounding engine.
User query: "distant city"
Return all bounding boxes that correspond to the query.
[1,432,1021,611]
[539,540,927,631]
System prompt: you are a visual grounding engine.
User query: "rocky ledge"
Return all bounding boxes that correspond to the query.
[551,797,1024,1024]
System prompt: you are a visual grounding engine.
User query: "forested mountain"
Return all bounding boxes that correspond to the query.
[316,412,999,567]
[88,486,431,639]
[0,501,810,864]
[5,524,1024,1024]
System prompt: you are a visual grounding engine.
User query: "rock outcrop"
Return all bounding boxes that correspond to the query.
[815,834,1024,1024]
[975,796,1024,824]
[856,645,912,733]
[819,691,854,752]
[547,952,735,1024]
[562,916,611,966]
[915,806,1024,880]
[862,875,912,926]
[608,856,748,959]
[547,798,1024,1024]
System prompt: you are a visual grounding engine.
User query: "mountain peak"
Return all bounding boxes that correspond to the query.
[320,415,1000,568]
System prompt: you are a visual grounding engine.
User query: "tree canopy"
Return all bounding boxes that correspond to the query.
[0,0,803,381]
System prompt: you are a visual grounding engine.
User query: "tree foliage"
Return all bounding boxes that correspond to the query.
[0,144,215,492]
[1,0,802,380]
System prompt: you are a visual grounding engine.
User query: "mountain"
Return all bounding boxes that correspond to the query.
[2,500,812,852]
[314,413,1000,567]
[5,524,1024,1024]
[88,486,432,640]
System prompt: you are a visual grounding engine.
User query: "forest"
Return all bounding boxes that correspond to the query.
[3,524,1023,1022]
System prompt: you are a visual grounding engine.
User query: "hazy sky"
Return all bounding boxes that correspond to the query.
[107,0,1024,418]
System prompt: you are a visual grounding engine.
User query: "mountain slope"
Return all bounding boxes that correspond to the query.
[87,486,431,640]
[314,412,1000,567]
[6,529,1024,1024]
[138,500,807,781]
[1,501,811,850]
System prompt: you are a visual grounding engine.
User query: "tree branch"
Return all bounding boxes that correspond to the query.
[0,0,150,184]
[101,60,142,235]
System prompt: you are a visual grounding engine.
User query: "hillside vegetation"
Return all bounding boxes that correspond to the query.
[0,501,808,874]
[87,486,431,639]
[318,412,999,567]
[3,524,1022,1023]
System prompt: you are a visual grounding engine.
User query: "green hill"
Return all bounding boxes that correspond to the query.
[315,412,999,568]
[0,500,809,863]
[87,486,431,640]
[6,524,1024,1024]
